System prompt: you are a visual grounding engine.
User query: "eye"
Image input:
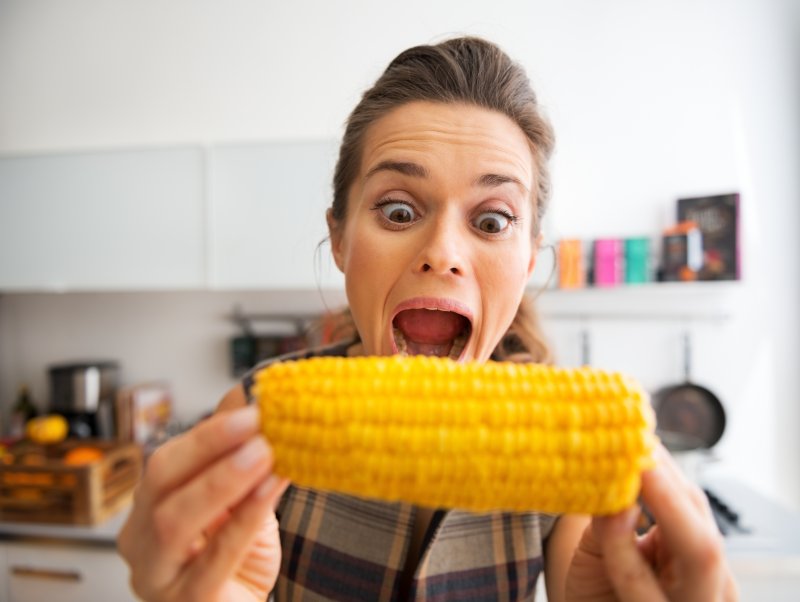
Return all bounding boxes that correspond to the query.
[378,201,417,224]
[474,211,513,234]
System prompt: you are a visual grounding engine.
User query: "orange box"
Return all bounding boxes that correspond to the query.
[558,239,585,288]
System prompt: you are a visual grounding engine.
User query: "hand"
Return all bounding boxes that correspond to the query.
[118,406,289,601]
[564,444,738,602]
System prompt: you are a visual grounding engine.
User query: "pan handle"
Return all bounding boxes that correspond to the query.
[682,330,693,382]
[581,328,592,366]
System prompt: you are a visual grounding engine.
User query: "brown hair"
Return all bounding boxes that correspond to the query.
[327,36,554,363]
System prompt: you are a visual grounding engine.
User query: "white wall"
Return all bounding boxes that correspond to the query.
[0,0,798,508]
[0,290,348,425]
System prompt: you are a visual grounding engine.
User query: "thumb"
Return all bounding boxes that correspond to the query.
[235,509,282,594]
[593,506,667,602]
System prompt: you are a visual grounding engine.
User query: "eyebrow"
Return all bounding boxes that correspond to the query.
[474,172,528,193]
[364,159,528,193]
[365,160,429,180]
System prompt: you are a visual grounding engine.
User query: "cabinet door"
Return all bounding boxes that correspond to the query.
[0,148,205,290]
[4,542,137,602]
[209,140,344,289]
[0,545,7,601]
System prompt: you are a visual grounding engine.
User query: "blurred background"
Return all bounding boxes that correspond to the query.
[0,1,798,599]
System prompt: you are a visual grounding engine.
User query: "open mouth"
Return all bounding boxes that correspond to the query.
[391,307,472,361]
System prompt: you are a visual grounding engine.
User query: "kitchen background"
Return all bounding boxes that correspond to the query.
[0,0,798,518]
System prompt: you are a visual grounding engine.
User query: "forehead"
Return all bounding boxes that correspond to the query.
[359,101,535,186]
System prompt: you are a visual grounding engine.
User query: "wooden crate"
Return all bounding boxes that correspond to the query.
[0,441,142,525]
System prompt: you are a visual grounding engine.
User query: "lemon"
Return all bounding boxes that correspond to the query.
[26,415,69,445]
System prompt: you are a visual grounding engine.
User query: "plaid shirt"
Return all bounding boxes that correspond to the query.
[245,343,559,602]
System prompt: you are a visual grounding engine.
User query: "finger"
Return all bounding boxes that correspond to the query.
[654,446,714,519]
[235,507,285,593]
[203,472,289,539]
[141,405,262,504]
[593,509,668,602]
[635,524,662,567]
[640,453,729,602]
[575,515,603,558]
[723,569,739,602]
[640,452,720,552]
[267,476,290,510]
[205,508,232,539]
[178,474,288,599]
[151,436,274,571]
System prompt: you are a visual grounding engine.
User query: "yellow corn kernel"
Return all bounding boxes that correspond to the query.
[252,355,656,515]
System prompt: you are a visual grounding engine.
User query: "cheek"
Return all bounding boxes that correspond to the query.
[344,230,397,284]
[341,227,401,333]
[477,245,531,326]
[480,245,531,291]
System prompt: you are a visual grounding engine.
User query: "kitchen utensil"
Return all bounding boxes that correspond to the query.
[580,327,591,366]
[703,487,751,535]
[48,361,119,439]
[49,361,119,412]
[652,332,726,450]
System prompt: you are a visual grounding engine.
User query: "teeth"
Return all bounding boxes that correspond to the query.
[393,327,409,356]
[393,326,470,361]
[448,330,468,361]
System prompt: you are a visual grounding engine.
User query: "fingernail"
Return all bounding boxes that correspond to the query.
[256,474,281,498]
[233,437,269,471]
[599,505,640,537]
[225,405,260,436]
[618,505,641,533]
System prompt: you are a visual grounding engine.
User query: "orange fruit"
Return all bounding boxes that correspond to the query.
[63,446,104,466]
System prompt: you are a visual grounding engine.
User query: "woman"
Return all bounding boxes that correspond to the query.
[118,37,736,601]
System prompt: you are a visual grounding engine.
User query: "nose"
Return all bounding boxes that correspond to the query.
[415,219,466,276]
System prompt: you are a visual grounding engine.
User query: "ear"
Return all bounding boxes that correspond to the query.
[527,232,544,279]
[326,209,346,273]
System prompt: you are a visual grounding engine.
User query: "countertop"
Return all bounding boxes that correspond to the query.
[702,475,800,568]
[699,475,800,601]
[0,476,797,563]
[0,503,130,549]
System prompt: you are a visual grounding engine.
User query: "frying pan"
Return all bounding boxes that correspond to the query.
[652,332,726,451]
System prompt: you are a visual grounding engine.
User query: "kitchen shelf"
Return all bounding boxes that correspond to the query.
[532,280,741,322]
[229,304,322,335]
[219,281,741,328]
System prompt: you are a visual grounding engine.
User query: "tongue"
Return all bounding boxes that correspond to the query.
[394,309,465,344]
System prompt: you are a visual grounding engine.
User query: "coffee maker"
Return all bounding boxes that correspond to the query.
[48,361,119,439]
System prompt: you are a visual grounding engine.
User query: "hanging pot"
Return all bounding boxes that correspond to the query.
[652,332,727,452]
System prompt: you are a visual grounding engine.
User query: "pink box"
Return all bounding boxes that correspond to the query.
[594,239,624,286]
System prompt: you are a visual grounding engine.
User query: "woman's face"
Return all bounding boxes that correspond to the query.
[328,101,540,362]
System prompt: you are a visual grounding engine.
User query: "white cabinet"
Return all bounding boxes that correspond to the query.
[209,139,343,289]
[1,541,136,602]
[0,545,7,601]
[0,141,345,291]
[0,148,206,290]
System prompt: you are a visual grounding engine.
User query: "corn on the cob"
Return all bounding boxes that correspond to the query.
[252,355,656,515]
